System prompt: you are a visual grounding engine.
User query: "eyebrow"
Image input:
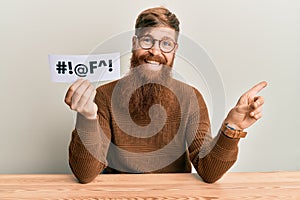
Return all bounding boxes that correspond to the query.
[141,34,175,41]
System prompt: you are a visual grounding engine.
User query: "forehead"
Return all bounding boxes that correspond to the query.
[139,27,177,40]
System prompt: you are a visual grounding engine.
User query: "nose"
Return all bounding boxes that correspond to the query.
[148,40,161,55]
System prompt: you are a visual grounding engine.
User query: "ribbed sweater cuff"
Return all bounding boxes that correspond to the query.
[209,130,240,161]
[75,113,101,145]
[216,131,240,150]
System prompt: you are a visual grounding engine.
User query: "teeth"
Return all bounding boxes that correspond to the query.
[146,60,160,65]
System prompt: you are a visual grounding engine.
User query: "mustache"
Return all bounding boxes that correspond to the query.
[138,52,167,65]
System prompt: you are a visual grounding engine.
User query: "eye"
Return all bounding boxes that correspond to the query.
[162,40,172,47]
[141,36,153,44]
[161,38,175,49]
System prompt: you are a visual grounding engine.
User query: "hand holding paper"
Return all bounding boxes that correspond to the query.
[65,79,98,120]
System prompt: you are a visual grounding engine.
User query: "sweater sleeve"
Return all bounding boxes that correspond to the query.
[186,89,240,183]
[68,89,112,184]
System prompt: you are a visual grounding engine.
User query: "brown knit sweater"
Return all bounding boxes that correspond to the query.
[69,78,240,183]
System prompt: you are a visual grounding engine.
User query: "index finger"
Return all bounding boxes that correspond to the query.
[245,81,268,97]
[64,79,86,104]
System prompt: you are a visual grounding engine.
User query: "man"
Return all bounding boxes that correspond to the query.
[65,7,267,184]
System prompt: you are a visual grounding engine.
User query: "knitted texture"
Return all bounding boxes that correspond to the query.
[69,78,240,183]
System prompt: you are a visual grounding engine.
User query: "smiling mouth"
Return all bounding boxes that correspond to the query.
[144,59,161,66]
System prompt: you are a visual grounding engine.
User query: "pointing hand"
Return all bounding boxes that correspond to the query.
[224,81,268,130]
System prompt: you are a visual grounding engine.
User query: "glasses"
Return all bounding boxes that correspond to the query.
[137,35,177,53]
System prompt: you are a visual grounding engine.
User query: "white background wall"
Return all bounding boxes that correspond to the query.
[1,0,299,173]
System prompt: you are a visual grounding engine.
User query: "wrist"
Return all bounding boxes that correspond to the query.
[225,123,243,131]
[80,112,97,120]
[223,119,243,131]
[85,113,97,120]
[221,122,247,139]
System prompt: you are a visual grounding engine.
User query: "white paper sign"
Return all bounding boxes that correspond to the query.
[48,53,120,82]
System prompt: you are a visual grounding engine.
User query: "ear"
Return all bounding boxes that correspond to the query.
[173,43,179,54]
[132,36,138,52]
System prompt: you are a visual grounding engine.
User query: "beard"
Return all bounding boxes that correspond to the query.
[130,50,174,82]
[115,51,177,123]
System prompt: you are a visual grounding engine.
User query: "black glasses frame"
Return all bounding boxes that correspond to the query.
[136,35,177,53]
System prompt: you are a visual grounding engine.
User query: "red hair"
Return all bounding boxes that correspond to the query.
[135,7,180,39]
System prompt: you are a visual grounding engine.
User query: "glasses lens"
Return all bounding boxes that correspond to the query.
[139,36,153,49]
[160,38,175,53]
[138,35,176,53]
